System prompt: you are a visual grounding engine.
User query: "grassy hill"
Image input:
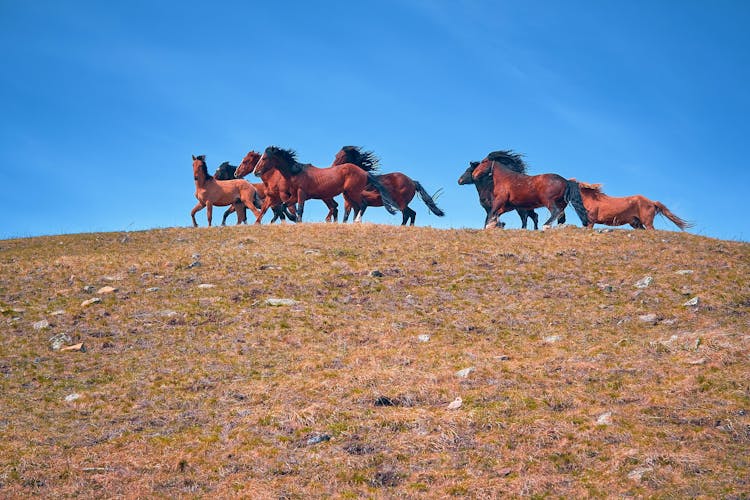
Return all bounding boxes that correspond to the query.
[1,224,748,498]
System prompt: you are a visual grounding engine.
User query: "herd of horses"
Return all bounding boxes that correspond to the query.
[191,146,692,231]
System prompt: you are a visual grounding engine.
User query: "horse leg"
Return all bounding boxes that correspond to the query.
[233,199,247,225]
[206,202,214,227]
[323,198,339,223]
[221,205,235,226]
[255,196,274,224]
[295,192,307,222]
[542,205,563,229]
[190,202,205,227]
[487,199,509,229]
[517,209,528,229]
[342,200,353,223]
[530,210,539,230]
[402,206,416,226]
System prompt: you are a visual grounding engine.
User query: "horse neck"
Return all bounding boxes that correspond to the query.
[194,165,211,189]
[474,178,493,208]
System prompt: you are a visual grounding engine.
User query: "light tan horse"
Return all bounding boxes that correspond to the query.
[573,180,692,230]
[190,155,261,226]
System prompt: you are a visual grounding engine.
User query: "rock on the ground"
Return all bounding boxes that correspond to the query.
[634,276,653,289]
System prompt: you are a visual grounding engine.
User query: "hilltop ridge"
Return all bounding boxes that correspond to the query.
[1,225,748,497]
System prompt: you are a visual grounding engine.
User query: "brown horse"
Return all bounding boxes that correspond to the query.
[572,180,693,230]
[191,155,262,226]
[235,151,341,223]
[457,161,544,229]
[332,146,445,225]
[215,161,293,224]
[253,146,398,222]
[471,150,589,229]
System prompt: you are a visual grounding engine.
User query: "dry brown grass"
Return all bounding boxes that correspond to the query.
[1,224,748,498]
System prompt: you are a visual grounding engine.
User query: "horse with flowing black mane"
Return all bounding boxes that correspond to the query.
[252,146,398,222]
[216,160,293,224]
[190,155,262,226]
[458,161,545,229]
[332,146,445,225]
[470,150,589,229]
[572,180,692,230]
[235,151,342,223]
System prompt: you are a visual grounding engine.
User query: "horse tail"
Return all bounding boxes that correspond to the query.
[565,181,590,227]
[413,181,445,217]
[366,173,399,214]
[654,201,693,230]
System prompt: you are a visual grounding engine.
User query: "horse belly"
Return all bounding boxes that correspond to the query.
[595,198,635,226]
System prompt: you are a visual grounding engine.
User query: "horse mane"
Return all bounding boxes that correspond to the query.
[570,178,605,199]
[486,150,528,174]
[193,155,214,180]
[340,145,380,172]
[265,146,304,174]
[200,162,213,180]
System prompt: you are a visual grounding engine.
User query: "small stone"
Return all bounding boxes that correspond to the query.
[686,358,706,365]
[628,466,653,481]
[258,264,282,270]
[64,393,81,402]
[97,286,117,294]
[191,253,201,261]
[683,297,699,307]
[543,335,561,343]
[146,287,160,292]
[304,250,320,255]
[370,270,384,278]
[638,314,658,324]
[596,412,613,425]
[197,283,215,289]
[32,320,50,330]
[306,434,331,445]
[680,286,693,296]
[447,397,463,410]
[50,310,65,316]
[417,334,430,342]
[455,367,475,379]
[495,355,510,361]
[49,333,72,350]
[83,285,95,294]
[634,276,653,289]
[675,270,694,275]
[497,467,512,477]
[265,298,298,306]
[187,261,202,268]
[81,297,101,307]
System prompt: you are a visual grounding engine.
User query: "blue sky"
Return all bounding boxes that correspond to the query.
[1,1,748,240]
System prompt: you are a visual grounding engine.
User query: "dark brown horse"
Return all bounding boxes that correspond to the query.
[252,146,398,222]
[458,161,544,229]
[215,161,292,224]
[471,150,589,229]
[190,155,262,226]
[572,180,692,230]
[332,146,445,225]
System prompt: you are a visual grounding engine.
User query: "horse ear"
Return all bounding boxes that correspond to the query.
[192,155,196,160]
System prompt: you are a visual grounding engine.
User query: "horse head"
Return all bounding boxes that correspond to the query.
[214,162,237,180]
[254,146,299,177]
[192,155,210,181]
[235,151,261,178]
[458,161,480,185]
